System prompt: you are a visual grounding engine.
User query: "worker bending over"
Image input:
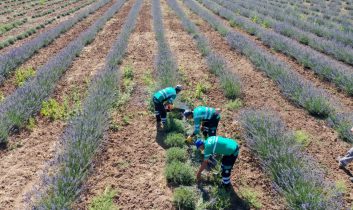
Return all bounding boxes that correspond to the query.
[153,85,182,126]
[195,136,239,187]
[184,106,221,142]
[339,127,353,181]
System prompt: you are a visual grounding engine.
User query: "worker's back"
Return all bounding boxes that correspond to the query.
[204,136,239,159]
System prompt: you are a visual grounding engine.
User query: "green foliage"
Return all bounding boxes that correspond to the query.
[88,187,118,210]
[239,186,262,209]
[225,99,243,111]
[164,116,186,133]
[304,96,332,118]
[123,65,134,80]
[166,147,188,163]
[26,117,36,131]
[0,91,4,102]
[165,132,185,148]
[14,67,35,86]
[122,116,130,126]
[195,82,209,99]
[335,180,347,194]
[203,186,231,210]
[40,99,67,121]
[40,0,46,5]
[220,73,241,99]
[173,186,196,210]
[293,130,311,146]
[165,161,195,185]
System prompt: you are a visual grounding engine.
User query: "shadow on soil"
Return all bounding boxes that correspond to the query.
[197,183,250,210]
[155,123,169,149]
[340,167,353,178]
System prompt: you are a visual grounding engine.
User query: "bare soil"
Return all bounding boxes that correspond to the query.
[0,1,132,208]
[0,0,115,98]
[181,2,353,207]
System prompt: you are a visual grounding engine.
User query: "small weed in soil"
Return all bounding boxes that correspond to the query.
[165,161,195,186]
[88,186,118,210]
[225,99,243,111]
[40,99,67,121]
[239,186,262,209]
[293,130,311,146]
[14,67,35,87]
[335,180,347,194]
[165,132,186,148]
[26,117,36,131]
[166,147,188,163]
[173,186,196,210]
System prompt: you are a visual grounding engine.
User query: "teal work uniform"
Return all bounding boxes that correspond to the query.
[203,136,239,185]
[203,136,239,160]
[153,87,176,104]
[193,106,218,135]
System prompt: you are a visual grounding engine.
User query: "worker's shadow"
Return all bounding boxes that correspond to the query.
[155,124,169,149]
[340,167,353,178]
[197,183,250,210]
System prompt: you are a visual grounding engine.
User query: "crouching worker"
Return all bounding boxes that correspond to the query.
[338,127,353,181]
[184,106,221,143]
[153,85,182,126]
[195,136,239,187]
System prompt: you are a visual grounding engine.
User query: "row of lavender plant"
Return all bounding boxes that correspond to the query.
[166,0,241,100]
[183,0,353,142]
[266,0,353,31]
[264,0,353,33]
[0,0,111,85]
[229,0,353,48]
[202,0,353,96]
[239,109,343,209]
[152,0,179,88]
[28,0,143,208]
[217,0,353,66]
[0,0,127,144]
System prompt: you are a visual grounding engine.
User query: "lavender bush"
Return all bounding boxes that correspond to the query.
[28,0,143,208]
[0,0,127,144]
[239,109,343,209]
[152,0,180,88]
[167,0,241,99]
[201,0,353,96]
[0,0,110,85]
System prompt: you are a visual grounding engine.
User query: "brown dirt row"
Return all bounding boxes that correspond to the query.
[0,0,97,51]
[163,1,285,209]
[74,1,174,209]
[0,1,133,209]
[211,2,353,111]
[0,0,115,98]
[0,0,93,40]
[181,1,353,208]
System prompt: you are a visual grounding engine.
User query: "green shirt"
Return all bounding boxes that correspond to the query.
[153,87,176,103]
[193,106,217,135]
[203,136,239,160]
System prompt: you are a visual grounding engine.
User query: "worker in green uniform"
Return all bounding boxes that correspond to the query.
[183,106,221,143]
[195,136,239,187]
[153,85,182,126]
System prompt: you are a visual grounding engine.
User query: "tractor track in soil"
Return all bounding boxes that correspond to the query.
[0,0,93,42]
[163,1,285,209]
[0,0,115,99]
[0,1,132,208]
[181,1,353,207]
[74,1,173,209]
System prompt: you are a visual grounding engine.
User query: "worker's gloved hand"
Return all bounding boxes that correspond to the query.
[164,104,173,111]
[186,135,193,144]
